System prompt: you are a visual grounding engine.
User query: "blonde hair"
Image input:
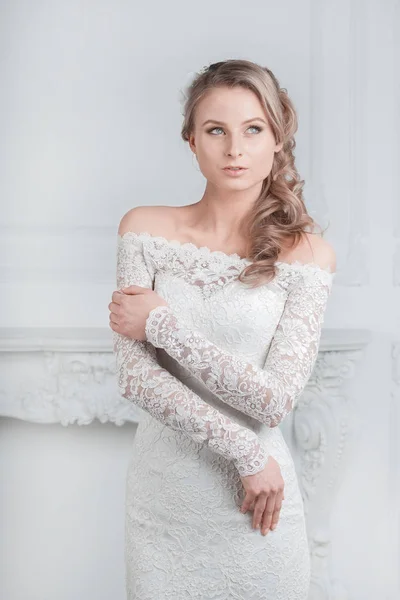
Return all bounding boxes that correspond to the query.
[180,59,326,287]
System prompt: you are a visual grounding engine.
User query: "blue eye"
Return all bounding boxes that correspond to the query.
[207,125,263,135]
[247,125,262,133]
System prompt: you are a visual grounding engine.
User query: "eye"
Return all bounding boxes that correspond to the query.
[206,125,263,135]
[207,127,224,135]
[247,125,262,134]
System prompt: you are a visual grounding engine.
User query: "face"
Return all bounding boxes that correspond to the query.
[188,86,283,192]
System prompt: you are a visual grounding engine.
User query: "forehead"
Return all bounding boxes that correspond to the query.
[196,86,266,121]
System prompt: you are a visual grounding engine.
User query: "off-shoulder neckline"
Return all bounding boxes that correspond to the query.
[117,230,336,277]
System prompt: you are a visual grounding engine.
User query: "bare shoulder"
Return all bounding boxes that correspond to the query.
[117,205,179,237]
[282,232,337,272]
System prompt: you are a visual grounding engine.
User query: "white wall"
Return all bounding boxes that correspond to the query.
[0,418,138,600]
[1,0,398,599]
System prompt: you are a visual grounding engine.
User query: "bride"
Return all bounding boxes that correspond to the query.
[109,58,336,599]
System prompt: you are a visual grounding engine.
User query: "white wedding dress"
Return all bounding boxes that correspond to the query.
[113,231,335,600]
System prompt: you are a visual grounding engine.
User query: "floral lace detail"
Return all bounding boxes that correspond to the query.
[145,263,334,427]
[119,230,335,273]
[118,230,334,299]
[118,230,253,263]
[113,233,269,477]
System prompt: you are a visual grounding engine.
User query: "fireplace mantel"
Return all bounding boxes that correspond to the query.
[0,327,370,426]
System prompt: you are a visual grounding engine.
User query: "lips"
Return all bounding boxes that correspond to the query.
[222,167,248,177]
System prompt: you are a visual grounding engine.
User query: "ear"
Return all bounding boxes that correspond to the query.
[188,133,196,154]
[275,141,283,153]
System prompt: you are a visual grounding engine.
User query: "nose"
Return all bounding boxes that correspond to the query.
[225,133,243,158]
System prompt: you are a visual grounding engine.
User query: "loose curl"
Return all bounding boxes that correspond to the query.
[180,59,326,288]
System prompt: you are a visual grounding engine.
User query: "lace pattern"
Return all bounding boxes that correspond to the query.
[113,233,269,477]
[144,263,334,427]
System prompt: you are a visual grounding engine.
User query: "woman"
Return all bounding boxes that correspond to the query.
[109,59,336,599]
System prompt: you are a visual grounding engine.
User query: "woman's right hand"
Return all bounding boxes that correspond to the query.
[239,455,285,536]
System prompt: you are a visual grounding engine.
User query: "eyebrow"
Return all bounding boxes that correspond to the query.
[201,117,267,127]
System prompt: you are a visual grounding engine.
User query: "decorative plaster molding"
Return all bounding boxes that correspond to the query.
[0,327,143,425]
[279,341,368,600]
[296,350,362,600]
[0,327,370,427]
[0,349,143,426]
[295,350,360,502]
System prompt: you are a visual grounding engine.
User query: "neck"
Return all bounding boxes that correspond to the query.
[185,183,262,243]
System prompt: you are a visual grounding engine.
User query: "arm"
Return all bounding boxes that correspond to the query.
[145,263,336,428]
[113,230,269,477]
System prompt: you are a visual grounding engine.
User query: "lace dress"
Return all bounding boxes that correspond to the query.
[113,231,335,600]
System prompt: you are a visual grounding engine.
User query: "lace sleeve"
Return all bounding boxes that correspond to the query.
[113,233,270,477]
[145,264,335,428]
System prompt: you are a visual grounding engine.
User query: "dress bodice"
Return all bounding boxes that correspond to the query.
[113,231,335,477]
[137,231,334,367]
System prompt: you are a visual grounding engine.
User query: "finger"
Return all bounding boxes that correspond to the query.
[109,314,119,326]
[112,291,124,303]
[240,492,255,514]
[109,319,119,331]
[108,301,120,313]
[121,285,146,294]
[270,489,284,531]
[252,493,267,530]
[260,491,277,535]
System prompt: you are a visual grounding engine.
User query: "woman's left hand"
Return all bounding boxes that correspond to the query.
[108,285,168,341]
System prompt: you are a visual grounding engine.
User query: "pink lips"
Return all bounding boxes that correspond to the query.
[223,167,248,176]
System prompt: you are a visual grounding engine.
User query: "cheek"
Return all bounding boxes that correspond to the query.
[202,143,220,161]
[250,136,275,157]
[198,151,221,178]
[252,150,275,176]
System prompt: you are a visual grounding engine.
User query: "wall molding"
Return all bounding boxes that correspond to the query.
[393,0,400,287]
[339,0,370,287]
[309,0,370,287]
[292,349,364,600]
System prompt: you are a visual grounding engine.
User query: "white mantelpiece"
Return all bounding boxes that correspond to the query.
[0,327,370,426]
[0,328,143,426]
